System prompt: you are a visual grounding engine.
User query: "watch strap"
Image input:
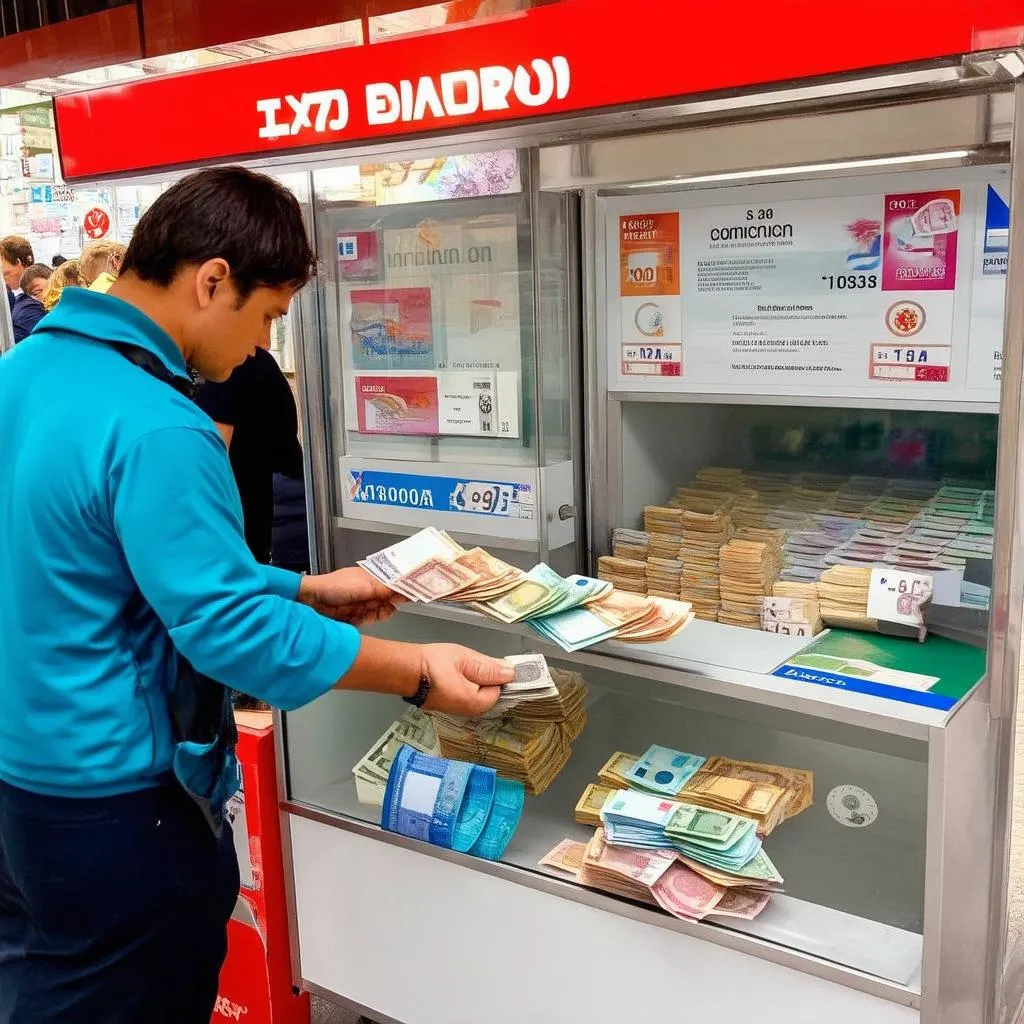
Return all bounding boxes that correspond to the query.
[403,676,431,708]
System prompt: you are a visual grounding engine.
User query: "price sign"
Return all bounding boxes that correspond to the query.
[870,344,951,382]
[452,482,518,516]
[866,568,933,627]
[621,342,682,376]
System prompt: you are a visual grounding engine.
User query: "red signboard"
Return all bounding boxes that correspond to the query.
[83,207,110,239]
[54,0,1023,181]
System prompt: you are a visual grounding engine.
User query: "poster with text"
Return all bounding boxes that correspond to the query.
[606,167,1006,402]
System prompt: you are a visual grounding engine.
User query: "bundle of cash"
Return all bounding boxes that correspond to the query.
[575,782,616,826]
[540,830,772,922]
[611,528,650,561]
[626,744,706,795]
[718,539,781,629]
[528,588,693,652]
[352,708,440,807]
[490,653,560,714]
[381,744,524,860]
[643,506,683,560]
[760,592,823,639]
[474,564,611,623]
[432,714,573,796]
[597,555,647,594]
[645,557,683,600]
[597,750,638,788]
[818,564,876,630]
[503,666,587,724]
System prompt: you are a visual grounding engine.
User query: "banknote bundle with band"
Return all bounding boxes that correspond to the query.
[381,744,525,861]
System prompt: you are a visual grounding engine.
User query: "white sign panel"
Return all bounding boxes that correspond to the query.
[606,166,1009,404]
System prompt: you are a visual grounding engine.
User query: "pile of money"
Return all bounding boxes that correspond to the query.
[646,557,683,599]
[818,564,876,629]
[381,744,525,860]
[760,591,823,638]
[612,528,650,561]
[680,756,813,835]
[352,708,440,807]
[589,748,813,836]
[489,653,561,715]
[431,663,587,795]
[718,539,781,629]
[541,830,772,922]
[679,506,733,622]
[529,588,693,652]
[597,555,647,594]
[474,564,611,623]
[644,506,683,560]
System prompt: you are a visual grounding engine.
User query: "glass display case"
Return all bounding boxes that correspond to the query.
[281,76,1023,1024]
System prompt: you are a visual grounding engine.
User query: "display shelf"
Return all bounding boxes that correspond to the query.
[392,601,971,736]
[293,686,924,990]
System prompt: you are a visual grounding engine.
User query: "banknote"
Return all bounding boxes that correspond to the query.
[397,556,481,602]
[353,710,439,806]
[706,888,771,920]
[468,777,525,861]
[597,751,638,788]
[491,653,560,712]
[574,783,615,826]
[360,528,464,600]
[539,839,587,877]
[627,745,707,796]
[650,863,725,921]
[478,563,571,622]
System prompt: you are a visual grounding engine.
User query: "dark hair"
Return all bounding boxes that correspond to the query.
[0,236,33,267]
[20,263,51,292]
[52,254,67,268]
[120,167,317,299]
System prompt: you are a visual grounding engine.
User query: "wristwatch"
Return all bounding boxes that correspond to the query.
[403,676,431,708]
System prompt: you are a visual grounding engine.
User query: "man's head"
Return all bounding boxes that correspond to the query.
[116,168,316,382]
[79,240,126,288]
[52,254,67,268]
[1,236,34,292]
[20,264,51,302]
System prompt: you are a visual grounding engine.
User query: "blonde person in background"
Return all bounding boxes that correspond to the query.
[41,259,82,312]
[79,240,126,293]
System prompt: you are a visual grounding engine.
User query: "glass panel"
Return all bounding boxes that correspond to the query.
[284,611,927,987]
[313,149,542,510]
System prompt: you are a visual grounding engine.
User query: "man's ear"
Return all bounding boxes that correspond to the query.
[194,258,231,309]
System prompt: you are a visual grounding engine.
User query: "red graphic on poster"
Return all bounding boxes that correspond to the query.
[355,374,440,434]
[337,230,381,281]
[882,190,960,291]
[351,287,434,369]
[83,207,110,239]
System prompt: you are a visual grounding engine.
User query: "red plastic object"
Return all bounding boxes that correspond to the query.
[211,712,309,1024]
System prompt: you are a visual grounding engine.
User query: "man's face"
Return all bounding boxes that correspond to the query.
[190,279,293,382]
[26,277,47,301]
[2,257,24,291]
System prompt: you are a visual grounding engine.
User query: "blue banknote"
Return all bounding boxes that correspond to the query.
[469,777,525,861]
[381,745,471,847]
[451,765,497,853]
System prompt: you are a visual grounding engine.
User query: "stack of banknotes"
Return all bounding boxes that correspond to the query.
[381,744,525,861]
[358,528,694,651]
[582,745,812,836]
[354,657,588,800]
[430,658,588,795]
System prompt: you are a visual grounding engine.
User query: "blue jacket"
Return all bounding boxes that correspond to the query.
[11,293,45,343]
[0,288,360,797]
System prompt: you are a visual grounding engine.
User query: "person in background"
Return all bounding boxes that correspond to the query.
[41,259,81,312]
[196,347,307,567]
[79,239,126,293]
[11,264,51,343]
[51,254,67,268]
[0,236,33,314]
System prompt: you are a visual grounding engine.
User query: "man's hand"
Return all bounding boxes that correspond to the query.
[418,643,515,716]
[299,567,404,627]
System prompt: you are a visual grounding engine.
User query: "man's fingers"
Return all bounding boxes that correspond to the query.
[462,655,515,687]
[468,684,501,715]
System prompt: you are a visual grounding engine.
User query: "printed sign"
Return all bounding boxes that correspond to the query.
[345,468,534,519]
[607,168,1009,402]
[83,207,110,240]
[866,567,933,626]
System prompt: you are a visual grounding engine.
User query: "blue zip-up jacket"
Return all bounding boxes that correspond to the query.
[0,288,360,797]
[11,293,45,343]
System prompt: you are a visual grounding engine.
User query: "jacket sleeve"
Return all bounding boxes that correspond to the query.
[108,424,360,711]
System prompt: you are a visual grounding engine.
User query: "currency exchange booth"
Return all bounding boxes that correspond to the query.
[52,2,1024,1021]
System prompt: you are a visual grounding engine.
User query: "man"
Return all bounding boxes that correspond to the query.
[0,167,513,1024]
[11,263,51,342]
[197,346,305,565]
[79,238,125,292]
[0,235,33,314]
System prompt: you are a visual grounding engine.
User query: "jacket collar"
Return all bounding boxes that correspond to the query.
[35,287,189,380]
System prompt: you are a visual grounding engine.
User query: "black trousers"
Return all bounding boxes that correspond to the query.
[0,778,239,1023]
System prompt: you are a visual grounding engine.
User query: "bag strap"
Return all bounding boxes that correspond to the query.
[111,341,198,401]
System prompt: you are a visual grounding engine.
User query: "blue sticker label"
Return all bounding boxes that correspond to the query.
[345,469,534,519]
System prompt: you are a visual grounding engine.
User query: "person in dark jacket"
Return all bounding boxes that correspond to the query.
[11,264,51,342]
